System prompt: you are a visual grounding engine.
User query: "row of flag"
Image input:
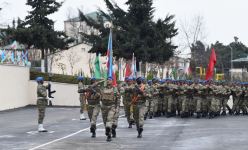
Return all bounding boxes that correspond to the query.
[93,29,217,84]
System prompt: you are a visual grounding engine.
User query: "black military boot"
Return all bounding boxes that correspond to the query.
[209,112,215,119]
[90,125,96,138]
[221,111,226,116]
[166,112,172,118]
[112,125,117,138]
[128,122,132,128]
[149,112,153,119]
[196,112,201,118]
[144,113,148,120]
[202,112,207,118]
[137,128,143,138]
[105,127,112,142]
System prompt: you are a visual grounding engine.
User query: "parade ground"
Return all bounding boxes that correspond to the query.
[0,106,248,150]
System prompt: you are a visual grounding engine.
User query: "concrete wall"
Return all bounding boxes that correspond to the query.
[0,65,80,111]
[28,81,80,106]
[0,65,30,111]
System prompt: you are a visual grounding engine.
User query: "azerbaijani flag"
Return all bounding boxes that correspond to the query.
[106,29,117,86]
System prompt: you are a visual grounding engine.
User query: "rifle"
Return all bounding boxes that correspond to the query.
[47,74,56,106]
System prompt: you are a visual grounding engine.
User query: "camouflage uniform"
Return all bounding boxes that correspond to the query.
[152,83,160,116]
[231,85,242,114]
[132,82,148,138]
[122,83,135,127]
[37,84,48,124]
[101,84,119,141]
[86,84,101,137]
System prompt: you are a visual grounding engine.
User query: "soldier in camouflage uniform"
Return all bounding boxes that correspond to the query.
[177,80,187,118]
[231,83,243,115]
[147,80,155,119]
[152,78,160,117]
[239,83,247,115]
[121,77,135,128]
[100,77,119,142]
[85,78,102,138]
[36,77,48,132]
[132,77,148,138]
[77,76,87,120]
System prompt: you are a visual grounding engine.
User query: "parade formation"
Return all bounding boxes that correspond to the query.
[35,75,248,142]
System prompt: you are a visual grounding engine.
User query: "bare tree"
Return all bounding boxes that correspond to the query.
[48,52,63,73]
[66,50,80,75]
[180,15,207,51]
[58,63,66,75]
[179,15,207,78]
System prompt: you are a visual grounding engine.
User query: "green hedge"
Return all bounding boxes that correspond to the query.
[30,71,124,85]
[30,71,91,85]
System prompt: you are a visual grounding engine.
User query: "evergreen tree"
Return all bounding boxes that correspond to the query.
[79,0,178,64]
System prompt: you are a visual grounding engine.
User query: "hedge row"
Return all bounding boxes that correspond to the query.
[30,71,92,85]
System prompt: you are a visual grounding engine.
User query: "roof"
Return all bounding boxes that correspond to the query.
[65,11,107,22]
[232,56,248,62]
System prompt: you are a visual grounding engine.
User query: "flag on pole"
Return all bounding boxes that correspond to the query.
[205,48,217,80]
[94,53,101,79]
[125,62,132,78]
[106,29,117,86]
[131,53,137,78]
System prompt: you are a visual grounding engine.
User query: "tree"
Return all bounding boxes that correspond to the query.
[180,15,206,77]
[79,0,178,64]
[211,39,248,72]
[66,50,80,75]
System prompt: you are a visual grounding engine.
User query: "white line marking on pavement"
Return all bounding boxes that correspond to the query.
[0,135,15,138]
[29,114,125,150]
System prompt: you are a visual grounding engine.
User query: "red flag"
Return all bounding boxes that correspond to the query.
[125,63,132,78]
[205,48,216,80]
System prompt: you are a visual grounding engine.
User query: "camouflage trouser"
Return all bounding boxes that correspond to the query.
[101,105,116,128]
[232,97,239,113]
[37,99,47,124]
[195,96,202,113]
[220,97,229,112]
[157,98,163,112]
[148,99,154,113]
[167,95,174,113]
[210,96,220,113]
[153,98,159,113]
[189,97,196,114]
[181,97,189,113]
[133,103,146,129]
[87,104,100,126]
[124,102,133,124]
[238,98,247,113]
[201,96,209,113]
[113,106,120,126]
[178,96,185,113]
[175,96,181,114]
[162,96,168,113]
[80,94,87,113]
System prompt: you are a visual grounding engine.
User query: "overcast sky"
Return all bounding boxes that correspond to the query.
[1,0,248,55]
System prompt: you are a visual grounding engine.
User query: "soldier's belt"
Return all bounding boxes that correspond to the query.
[37,97,47,100]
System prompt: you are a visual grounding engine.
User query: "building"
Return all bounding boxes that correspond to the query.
[64,12,101,45]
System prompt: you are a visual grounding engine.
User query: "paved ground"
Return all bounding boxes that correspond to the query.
[1,106,248,150]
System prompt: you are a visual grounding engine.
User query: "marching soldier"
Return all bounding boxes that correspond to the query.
[100,77,120,142]
[77,76,87,120]
[132,77,148,138]
[36,77,48,132]
[147,80,155,119]
[85,78,101,138]
[121,77,135,128]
